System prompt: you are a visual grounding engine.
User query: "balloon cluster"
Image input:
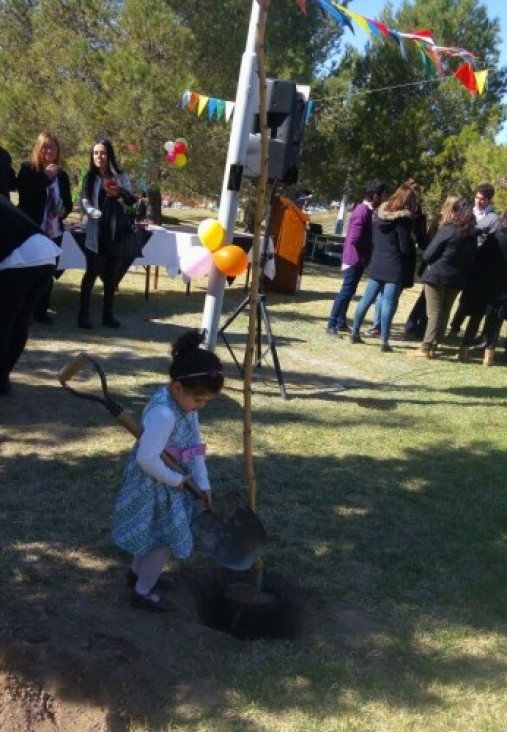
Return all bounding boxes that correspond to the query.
[164,137,188,168]
[179,218,249,279]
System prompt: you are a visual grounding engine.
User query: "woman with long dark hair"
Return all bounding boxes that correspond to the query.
[78,138,136,329]
[409,197,477,359]
[17,131,73,323]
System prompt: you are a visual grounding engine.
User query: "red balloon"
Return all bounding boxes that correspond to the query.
[173,141,188,155]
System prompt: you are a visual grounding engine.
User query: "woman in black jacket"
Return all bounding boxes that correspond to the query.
[78,138,136,329]
[458,215,507,366]
[409,197,477,359]
[17,131,73,323]
[351,182,418,352]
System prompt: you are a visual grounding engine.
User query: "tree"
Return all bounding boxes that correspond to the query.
[300,0,507,205]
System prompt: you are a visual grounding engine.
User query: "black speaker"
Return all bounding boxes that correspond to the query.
[244,79,307,184]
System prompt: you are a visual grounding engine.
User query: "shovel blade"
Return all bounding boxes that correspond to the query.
[191,506,266,571]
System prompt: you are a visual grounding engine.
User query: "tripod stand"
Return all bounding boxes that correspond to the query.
[217,191,288,399]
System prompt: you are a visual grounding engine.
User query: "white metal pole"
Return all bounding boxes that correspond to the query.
[201,0,261,350]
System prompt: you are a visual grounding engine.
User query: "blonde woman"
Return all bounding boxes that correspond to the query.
[409,197,478,359]
[17,131,72,323]
[405,195,460,338]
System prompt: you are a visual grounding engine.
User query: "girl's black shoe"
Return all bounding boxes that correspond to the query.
[130,589,175,613]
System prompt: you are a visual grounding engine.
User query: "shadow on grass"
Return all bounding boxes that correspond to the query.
[1,359,506,728]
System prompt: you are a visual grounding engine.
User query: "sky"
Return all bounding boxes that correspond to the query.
[335,0,507,142]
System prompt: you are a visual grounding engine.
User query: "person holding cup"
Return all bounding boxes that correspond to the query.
[17,131,73,323]
[78,138,136,329]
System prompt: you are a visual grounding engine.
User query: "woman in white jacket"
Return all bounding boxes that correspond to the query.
[78,138,136,329]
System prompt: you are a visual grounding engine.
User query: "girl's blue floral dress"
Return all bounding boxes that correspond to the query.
[111,386,202,559]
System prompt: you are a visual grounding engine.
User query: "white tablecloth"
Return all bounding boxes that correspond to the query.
[57,225,200,276]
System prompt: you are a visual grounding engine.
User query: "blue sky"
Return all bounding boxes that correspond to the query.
[338,0,507,142]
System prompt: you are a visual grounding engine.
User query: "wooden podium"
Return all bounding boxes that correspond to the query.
[263,195,309,294]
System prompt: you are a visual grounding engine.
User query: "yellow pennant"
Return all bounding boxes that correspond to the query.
[474,70,488,95]
[198,95,209,116]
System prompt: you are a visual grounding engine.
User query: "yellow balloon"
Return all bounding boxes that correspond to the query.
[198,218,225,252]
[212,245,249,277]
[174,153,187,168]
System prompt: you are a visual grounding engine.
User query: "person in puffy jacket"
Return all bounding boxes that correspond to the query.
[409,197,477,359]
[350,181,418,352]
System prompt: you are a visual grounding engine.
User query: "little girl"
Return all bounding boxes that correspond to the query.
[111,329,224,612]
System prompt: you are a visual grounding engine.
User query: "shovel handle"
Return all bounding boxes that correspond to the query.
[115,410,208,504]
[58,352,90,386]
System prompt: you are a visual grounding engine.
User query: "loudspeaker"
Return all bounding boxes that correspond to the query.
[244,79,307,184]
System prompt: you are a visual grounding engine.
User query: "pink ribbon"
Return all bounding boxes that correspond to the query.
[164,443,206,464]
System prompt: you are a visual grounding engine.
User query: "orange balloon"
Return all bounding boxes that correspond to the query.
[212,245,249,277]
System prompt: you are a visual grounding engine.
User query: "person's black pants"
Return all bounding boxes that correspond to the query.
[462,311,504,349]
[79,250,121,320]
[0,265,53,385]
[34,234,63,319]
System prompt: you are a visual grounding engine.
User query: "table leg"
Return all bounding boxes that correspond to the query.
[144,265,150,300]
[153,266,159,291]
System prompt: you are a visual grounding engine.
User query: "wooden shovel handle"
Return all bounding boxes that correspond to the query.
[58,352,90,386]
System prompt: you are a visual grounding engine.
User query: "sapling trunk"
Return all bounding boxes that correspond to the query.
[243,0,270,591]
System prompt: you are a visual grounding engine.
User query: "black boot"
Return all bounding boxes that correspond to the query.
[102,313,120,328]
[78,314,93,329]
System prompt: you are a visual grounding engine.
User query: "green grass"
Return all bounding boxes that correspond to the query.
[1,261,506,730]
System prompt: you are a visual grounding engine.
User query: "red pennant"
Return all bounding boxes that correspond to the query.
[454,62,478,94]
[295,0,307,14]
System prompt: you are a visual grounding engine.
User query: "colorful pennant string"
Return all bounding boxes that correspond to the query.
[304,0,488,95]
[181,89,314,124]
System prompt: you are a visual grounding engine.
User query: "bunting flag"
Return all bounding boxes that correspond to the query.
[197,95,209,116]
[474,69,488,95]
[305,0,487,95]
[295,0,307,15]
[454,63,478,94]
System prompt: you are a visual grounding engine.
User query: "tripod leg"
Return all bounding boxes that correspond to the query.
[258,299,288,399]
[217,295,252,378]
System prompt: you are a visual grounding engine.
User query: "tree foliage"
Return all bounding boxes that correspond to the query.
[0,0,505,206]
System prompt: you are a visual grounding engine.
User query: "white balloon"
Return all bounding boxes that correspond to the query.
[164,140,174,152]
[179,246,212,278]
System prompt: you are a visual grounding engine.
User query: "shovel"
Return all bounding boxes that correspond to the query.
[58,353,266,571]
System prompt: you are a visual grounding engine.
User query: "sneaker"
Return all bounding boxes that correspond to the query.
[364,327,381,338]
[350,335,364,344]
[130,589,175,613]
[380,342,393,353]
[326,326,338,335]
[336,324,352,334]
[471,336,487,350]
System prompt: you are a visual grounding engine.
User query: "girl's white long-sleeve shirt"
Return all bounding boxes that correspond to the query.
[136,405,211,492]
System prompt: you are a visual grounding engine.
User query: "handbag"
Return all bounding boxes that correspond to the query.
[103,197,145,258]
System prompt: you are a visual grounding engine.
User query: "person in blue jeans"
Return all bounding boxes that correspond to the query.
[351,182,418,352]
[326,179,386,335]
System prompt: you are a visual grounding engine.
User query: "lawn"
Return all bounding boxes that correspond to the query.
[0,257,506,731]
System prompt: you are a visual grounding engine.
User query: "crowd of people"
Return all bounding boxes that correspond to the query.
[326,179,507,366]
[0,133,142,395]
